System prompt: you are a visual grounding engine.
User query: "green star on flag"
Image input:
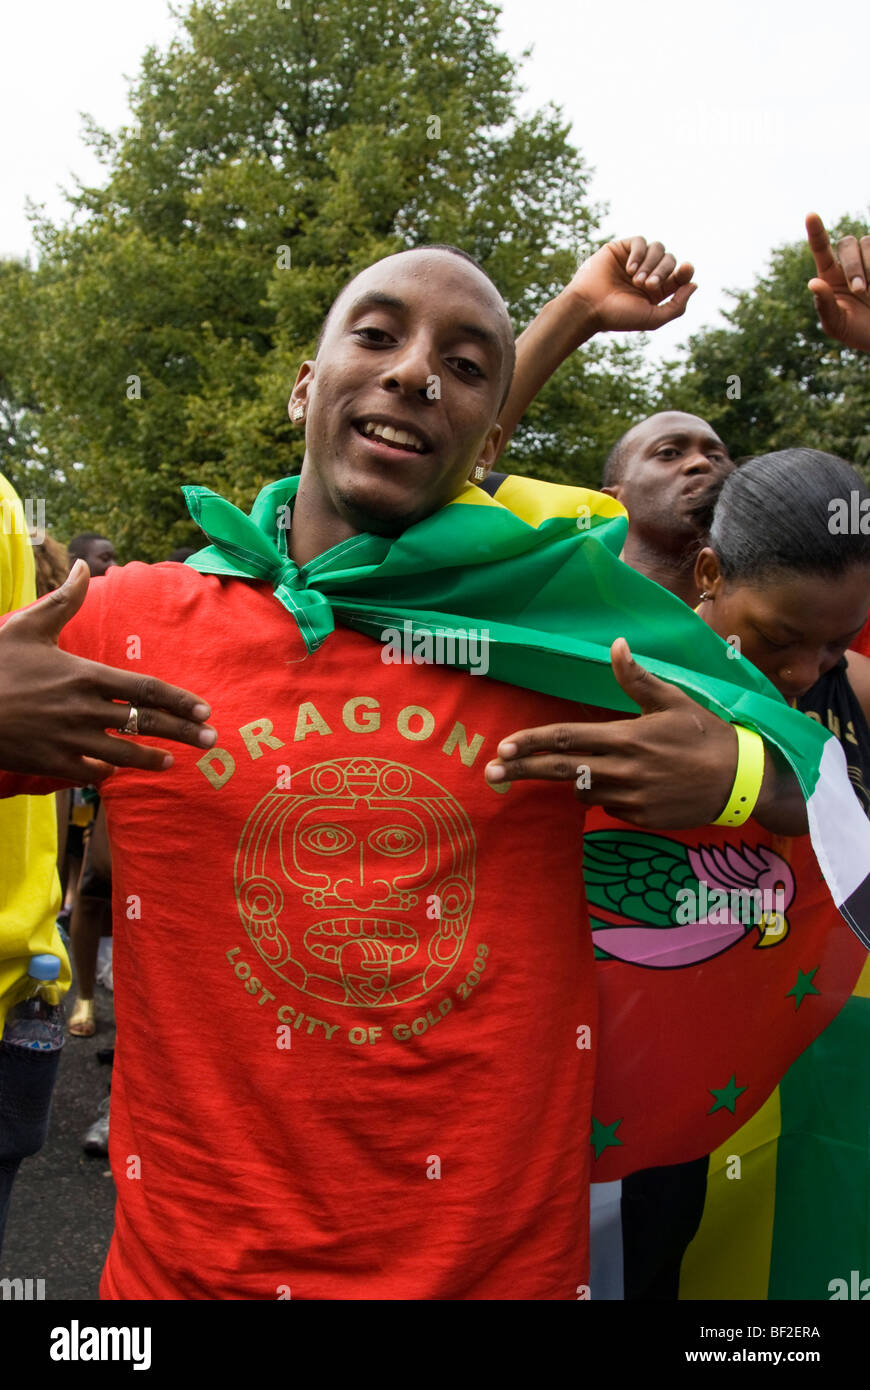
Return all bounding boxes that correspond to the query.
[591,1116,623,1159]
[786,966,820,1011]
[708,1074,747,1115]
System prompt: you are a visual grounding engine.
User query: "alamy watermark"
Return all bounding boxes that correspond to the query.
[671,104,786,150]
[0,496,46,544]
[828,1269,870,1299]
[49,1320,151,1370]
[380,619,490,675]
[675,882,786,930]
[828,491,870,534]
[0,1276,45,1300]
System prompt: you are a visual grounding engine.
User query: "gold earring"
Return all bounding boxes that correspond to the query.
[473,465,487,481]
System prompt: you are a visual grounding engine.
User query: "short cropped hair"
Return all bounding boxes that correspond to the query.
[601,431,634,488]
[67,532,109,561]
[314,245,516,409]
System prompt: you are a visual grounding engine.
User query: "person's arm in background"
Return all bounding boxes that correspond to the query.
[0,560,216,788]
[495,237,697,459]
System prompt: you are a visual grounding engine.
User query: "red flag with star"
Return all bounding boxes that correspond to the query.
[585,811,867,1181]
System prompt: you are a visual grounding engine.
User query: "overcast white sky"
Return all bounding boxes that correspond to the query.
[2,0,866,360]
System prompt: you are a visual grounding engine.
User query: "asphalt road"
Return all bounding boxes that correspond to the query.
[0,980,116,1301]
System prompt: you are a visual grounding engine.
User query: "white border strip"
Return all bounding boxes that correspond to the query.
[807,736,870,907]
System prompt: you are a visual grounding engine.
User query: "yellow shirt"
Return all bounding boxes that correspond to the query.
[0,473,71,1033]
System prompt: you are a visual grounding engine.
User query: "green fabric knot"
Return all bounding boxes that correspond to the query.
[273,573,335,651]
[181,482,335,652]
[275,556,300,590]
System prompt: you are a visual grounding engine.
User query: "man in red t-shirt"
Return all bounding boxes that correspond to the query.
[1,246,806,1299]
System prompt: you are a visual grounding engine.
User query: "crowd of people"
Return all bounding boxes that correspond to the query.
[0,210,868,1299]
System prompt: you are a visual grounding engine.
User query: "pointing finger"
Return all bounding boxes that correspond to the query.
[806,212,837,277]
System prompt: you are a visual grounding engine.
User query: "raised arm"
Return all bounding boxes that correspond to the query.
[495,237,697,459]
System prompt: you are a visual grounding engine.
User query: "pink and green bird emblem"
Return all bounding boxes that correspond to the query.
[584,831,796,969]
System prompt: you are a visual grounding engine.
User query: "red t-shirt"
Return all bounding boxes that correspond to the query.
[14,563,596,1300]
[586,808,867,1180]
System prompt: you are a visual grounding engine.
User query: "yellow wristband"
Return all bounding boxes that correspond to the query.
[712,725,765,827]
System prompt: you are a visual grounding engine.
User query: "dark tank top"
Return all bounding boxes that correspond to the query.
[797,654,870,815]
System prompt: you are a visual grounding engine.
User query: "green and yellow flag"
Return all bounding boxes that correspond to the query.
[681,955,870,1300]
[184,472,870,952]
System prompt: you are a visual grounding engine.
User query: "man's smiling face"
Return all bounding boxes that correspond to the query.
[290,249,514,537]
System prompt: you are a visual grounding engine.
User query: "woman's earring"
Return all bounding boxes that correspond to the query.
[473,465,487,481]
[291,404,305,422]
[699,590,712,601]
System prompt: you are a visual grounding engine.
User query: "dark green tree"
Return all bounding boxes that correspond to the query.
[0,260,46,504]
[662,215,870,472]
[0,0,657,557]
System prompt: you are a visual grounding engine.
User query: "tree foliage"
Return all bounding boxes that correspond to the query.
[663,216,870,473]
[0,0,656,557]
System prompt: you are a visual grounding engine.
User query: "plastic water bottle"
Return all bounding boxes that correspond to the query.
[2,955,65,1053]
